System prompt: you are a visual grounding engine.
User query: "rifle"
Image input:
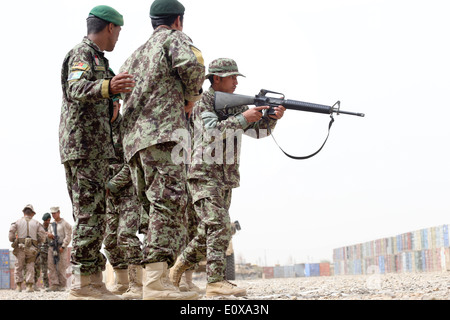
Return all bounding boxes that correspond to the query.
[214,89,364,159]
[51,222,60,272]
[215,89,364,118]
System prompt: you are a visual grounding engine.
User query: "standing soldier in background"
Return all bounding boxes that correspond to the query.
[59,5,135,300]
[104,96,143,300]
[34,213,51,291]
[47,207,72,292]
[119,0,205,300]
[9,205,47,292]
[170,58,285,297]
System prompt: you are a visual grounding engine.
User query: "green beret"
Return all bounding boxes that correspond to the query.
[150,0,185,17]
[89,5,124,26]
[42,213,51,221]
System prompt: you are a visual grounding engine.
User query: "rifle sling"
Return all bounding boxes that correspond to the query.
[268,115,334,160]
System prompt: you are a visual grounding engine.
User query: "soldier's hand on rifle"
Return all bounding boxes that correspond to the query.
[242,106,269,123]
[47,233,54,240]
[269,105,286,120]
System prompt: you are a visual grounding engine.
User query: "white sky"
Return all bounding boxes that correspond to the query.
[1,0,449,267]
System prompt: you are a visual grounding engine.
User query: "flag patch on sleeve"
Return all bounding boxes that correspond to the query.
[68,71,84,81]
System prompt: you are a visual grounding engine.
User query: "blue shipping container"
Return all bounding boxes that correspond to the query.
[444,225,449,247]
[0,269,10,289]
[274,266,284,278]
[294,264,305,277]
[0,249,9,268]
[378,256,385,274]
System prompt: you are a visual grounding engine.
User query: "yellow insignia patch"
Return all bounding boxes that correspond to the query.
[191,46,204,66]
[72,62,90,71]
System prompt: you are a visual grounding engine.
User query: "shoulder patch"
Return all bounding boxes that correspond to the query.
[71,62,90,71]
[190,46,204,66]
[68,71,84,81]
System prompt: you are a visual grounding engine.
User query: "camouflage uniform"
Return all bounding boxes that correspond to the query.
[9,205,48,290]
[119,26,205,267]
[35,223,50,288]
[104,113,143,269]
[178,61,278,283]
[59,36,116,276]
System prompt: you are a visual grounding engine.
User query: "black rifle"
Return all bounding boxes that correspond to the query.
[51,222,60,272]
[214,89,364,118]
[214,89,364,159]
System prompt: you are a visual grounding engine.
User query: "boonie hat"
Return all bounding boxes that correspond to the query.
[23,204,35,213]
[206,58,245,78]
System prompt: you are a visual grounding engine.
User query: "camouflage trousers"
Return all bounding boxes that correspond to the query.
[64,159,109,276]
[48,247,69,288]
[104,193,143,269]
[180,186,232,283]
[13,248,37,284]
[34,252,49,287]
[129,142,188,267]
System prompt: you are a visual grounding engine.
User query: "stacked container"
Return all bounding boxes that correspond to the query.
[333,224,450,275]
[0,249,10,289]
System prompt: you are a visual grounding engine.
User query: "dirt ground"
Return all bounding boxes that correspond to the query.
[1,271,450,300]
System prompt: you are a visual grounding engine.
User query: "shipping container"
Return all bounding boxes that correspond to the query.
[273,265,284,278]
[294,264,305,277]
[0,249,9,269]
[283,265,295,278]
[444,225,449,247]
[0,269,11,289]
[262,266,274,279]
[319,263,331,276]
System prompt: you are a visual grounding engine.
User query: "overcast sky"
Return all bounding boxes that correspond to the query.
[1,0,449,267]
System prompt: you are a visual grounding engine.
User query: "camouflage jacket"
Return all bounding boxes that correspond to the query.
[119,27,205,162]
[107,114,134,196]
[59,37,115,163]
[188,87,277,202]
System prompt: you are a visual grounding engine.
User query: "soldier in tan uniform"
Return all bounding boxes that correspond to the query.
[47,207,72,291]
[9,204,48,292]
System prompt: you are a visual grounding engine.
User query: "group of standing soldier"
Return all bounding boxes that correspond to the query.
[53,0,286,300]
[9,205,72,292]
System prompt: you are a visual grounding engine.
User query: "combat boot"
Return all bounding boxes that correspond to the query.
[90,271,123,300]
[179,270,201,293]
[15,282,22,292]
[109,268,129,295]
[143,262,198,300]
[169,257,193,288]
[121,265,143,300]
[67,273,122,300]
[206,280,247,297]
[26,283,34,292]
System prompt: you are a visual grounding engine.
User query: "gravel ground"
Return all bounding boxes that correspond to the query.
[1,271,450,300]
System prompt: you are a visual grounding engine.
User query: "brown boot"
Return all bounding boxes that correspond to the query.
[25,283,34,292]
[109,268,129,295]
[206,280,246,297]
[90,271,123,300]
[15,282,22,292]
[179,270,201,293]
[67,274,102,300]
[121,265,143,300]
[169,257,192,288]
[143,262,198,300]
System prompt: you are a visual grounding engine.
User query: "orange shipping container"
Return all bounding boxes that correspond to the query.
[319,263,330,276]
